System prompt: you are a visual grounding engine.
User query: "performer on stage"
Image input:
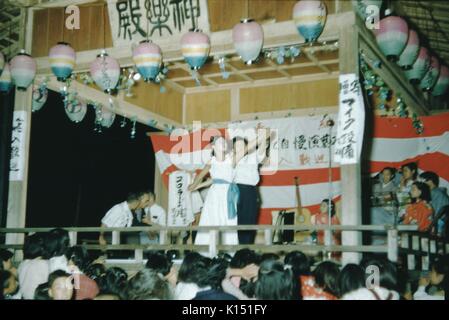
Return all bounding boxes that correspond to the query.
[188,125,270,255]
[98,191,150,245]
[139,191,167,244]
[232,133,269,244]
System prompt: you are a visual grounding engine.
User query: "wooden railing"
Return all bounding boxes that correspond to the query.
[0,224,430,266]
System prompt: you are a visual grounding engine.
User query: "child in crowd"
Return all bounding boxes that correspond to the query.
[47,270,74,300]
[127,269,172,300]
[0,270,20,300]
[254,259,295,300]
[18,233,49,300]
[414,255,449,300]
[45,228,70,273]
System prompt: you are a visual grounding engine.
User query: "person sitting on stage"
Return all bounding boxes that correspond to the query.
[419,171,449,235]
[373,167,398,195]
[98,191,151,245]
[311,199,340,246]
[401,182,433,232]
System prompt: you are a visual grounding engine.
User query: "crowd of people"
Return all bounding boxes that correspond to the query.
[1,228,448,300]
[371,163,449,237]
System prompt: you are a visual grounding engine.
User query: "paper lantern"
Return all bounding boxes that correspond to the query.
[293,0,327,43]
[0,63,12,93]
[89,50,120,94]
[181,29,210,70]
[397,29,419,70]
[10,50,37,91]
[232,19,264,65]
[97,108,116,128]
[375,16,408,61]
[431,65,449,96]
[0,52,4,75]
[32,86,48,112]
[65,99,87,123]
[420,55,440,91]
[49,42,76,82]
[133,40,162,82]
[405,47,430,84]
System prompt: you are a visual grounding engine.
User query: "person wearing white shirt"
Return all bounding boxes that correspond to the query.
[140,192,167,244]
[98,191,151,245]
[232,133,269,244]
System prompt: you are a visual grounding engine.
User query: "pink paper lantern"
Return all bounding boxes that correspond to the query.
[405,47,430,84]
[181,29,210,70]
[431,65,449,96]
[376,16,409,61]
[49,42,76,82]
[293,0,327,43]
[89,50,120,94]
[397,29,419,70]
[10,50,37,91]
[420,55,440,92]
[133,40,162,82]
[232,19,264,65]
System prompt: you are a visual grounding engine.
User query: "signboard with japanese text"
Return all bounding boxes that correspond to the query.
[334,73,366,165]
[9,111,27,181]
[168,170,196,226]
[107,0,210,47]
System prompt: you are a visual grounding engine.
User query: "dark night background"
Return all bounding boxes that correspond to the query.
[3,89,157,231]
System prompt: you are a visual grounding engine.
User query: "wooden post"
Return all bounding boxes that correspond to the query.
[338,12,362,266]
[208,230,218,258]
[112,231,120,245]
[135,249,143,263]
[264,229,273,245]
[69,231,77,246]
[6,87,33,259]
[387,228,398,263]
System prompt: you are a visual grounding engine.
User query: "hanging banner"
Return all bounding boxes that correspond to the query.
[9,111,28,181]
[107,0,210,48]
[168,170,197,226]
[334,73,366,165]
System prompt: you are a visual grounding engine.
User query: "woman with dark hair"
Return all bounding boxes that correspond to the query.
[309,261,340,300]
[18,233,49,299]
[402,182,433,232]
[338,264,365,297]
[226,249,260,298]
[34,283,50,300]
[0,249,17,277]
[97,267,128,300]
[414,254,449,300]
[254,260,294,300]
[65,246,99,300]
[175,252,237,300]
[127,269,172,300]
[45,228,70,273]
[342,258,399,300]
[284,251,311,300]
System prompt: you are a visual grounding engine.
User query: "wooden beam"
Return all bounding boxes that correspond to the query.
[339,11,363,266]
[30,0,99,8]
[35,11,349,75]
[184,70,339,94]
[40,76,182,130]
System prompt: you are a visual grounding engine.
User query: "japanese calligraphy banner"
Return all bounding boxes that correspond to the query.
[107,0,210,48]
[151,112,449,225]
[168,170,196,226]
[9,111,27,182]
[334,73,366,165]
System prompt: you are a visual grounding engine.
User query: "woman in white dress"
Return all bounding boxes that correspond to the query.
[189,136,239,253]
[188,126,271,256]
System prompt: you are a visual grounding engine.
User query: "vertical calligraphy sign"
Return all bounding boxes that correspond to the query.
[9,111,28,181]
[334,74,366,165]
[107,0,210,48]
[168,170,195,226]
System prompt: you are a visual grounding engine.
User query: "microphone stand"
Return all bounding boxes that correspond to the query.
[325,119,335,261]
